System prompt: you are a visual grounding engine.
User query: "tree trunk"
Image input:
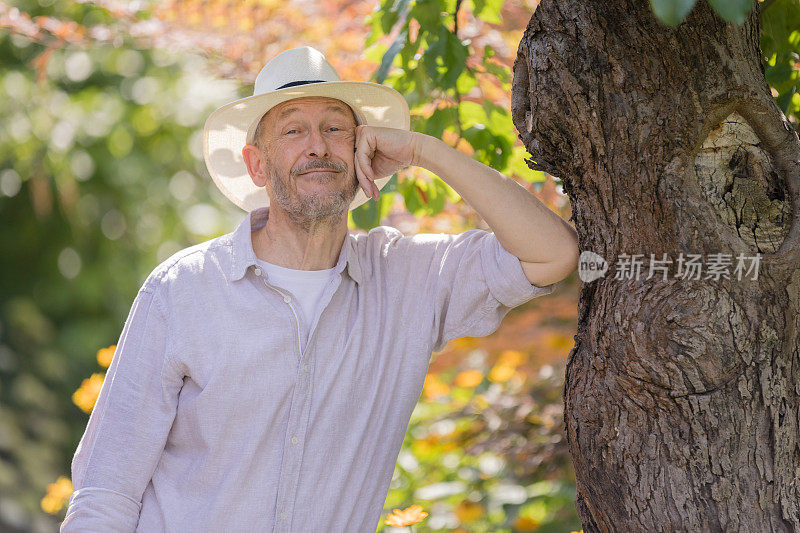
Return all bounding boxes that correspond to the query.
[510,0,800,530]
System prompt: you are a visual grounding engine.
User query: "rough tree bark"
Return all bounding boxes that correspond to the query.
[510,0,800,531]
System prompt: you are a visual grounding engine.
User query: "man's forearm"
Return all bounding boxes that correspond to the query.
[411,132,579,285]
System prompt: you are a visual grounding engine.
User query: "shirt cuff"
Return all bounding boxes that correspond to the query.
[61,487,141,532]
[481,233,559,308]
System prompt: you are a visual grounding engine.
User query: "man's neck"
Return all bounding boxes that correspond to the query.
[251,206,348,271]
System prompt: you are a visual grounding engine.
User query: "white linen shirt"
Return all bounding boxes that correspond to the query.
[61,206,558,533]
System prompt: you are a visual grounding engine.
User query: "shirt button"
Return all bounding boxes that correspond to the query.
[253,267,262,276]
[291,436,299,445]
[303,364,309,373]
[283,295,291,303]
[279,511,287,520]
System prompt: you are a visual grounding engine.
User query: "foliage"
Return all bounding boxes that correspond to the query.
[760,0,800,119]
[357,0,547,227]
[0,0,798,530]
[384,348,580,532]
[650,0,757,25]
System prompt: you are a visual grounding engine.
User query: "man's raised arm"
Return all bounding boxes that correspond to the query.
[409,132,579,287]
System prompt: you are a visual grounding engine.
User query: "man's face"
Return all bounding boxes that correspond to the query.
[256,96,360,229]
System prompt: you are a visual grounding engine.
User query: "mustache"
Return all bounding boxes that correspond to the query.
[293,160,347,176]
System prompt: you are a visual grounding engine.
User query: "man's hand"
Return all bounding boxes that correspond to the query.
[354,125,419,200]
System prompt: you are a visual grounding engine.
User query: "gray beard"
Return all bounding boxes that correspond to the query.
[267,162,360,233]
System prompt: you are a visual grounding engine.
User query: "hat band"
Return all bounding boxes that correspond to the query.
[275,79,326,90]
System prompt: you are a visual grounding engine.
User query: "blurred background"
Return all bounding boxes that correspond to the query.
[1,0,796,531]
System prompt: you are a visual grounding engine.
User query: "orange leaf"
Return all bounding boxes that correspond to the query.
[71,373,105,414]
[514,515,542,531]
[96,345,116,368]
[422,374,450,399]
[384,504,429,527]
[488,364,515,382]
[454,369,483,388]
[454,500,484,523]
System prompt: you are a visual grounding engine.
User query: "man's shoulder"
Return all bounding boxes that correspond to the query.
[357,225,489,248]
[351,225,410,258]
[353,225,490,264]
[139,232,233,294]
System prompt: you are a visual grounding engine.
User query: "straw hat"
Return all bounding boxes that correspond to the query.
[202,46,411,212]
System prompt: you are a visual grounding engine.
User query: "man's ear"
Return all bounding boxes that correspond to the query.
[242,144,269,187]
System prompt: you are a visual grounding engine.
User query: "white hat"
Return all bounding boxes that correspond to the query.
[202,46,411,213]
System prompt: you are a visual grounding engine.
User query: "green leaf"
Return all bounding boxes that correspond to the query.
[707,0,753,24]
[365,0,413,47]
[411,61,429,102]
[458,101,488,128]
[471,0,503,24]
[441,0,459,13]
[489,133,513,168]
[375,29,408,84]
[649,0,698,26]
[508,145,547,183]
[421,30,447,82]
[364,41,389,67]
[442,32,468,88]
[365,2,388,47]
[398,176,427,215]
[765,62,796,84]
[400,35,420,65]
[776,85,797,112]
[460,125,492,153]
[425,175,451,214]
[760,0,800,57]
[418,27,466,90]
[482,58,511,84]
[380,2,400,33]
[382,173,400,194]
[455,69,478,94]
[422,106,458,139]
[396,174,450,217]
[482,100,512,131]
[421,178,443,215]
[476,133,508,168]
[350,188,395,230]
[410,0,445,30]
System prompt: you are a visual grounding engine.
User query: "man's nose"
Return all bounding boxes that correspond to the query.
[305,127,331,158]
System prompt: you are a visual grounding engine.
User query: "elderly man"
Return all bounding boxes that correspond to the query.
[62,47,578,532]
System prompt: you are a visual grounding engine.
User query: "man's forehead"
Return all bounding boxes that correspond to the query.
[272,97,352,119]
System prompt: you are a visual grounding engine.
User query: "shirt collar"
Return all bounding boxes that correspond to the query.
[228,206,362,285]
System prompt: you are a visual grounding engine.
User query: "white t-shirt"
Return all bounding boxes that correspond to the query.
[254,257,337,347]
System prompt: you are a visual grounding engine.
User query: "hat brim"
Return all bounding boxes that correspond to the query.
[202,80,411,213]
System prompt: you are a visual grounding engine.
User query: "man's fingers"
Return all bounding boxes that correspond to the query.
[372,176,380,200]
[355,125,386,201]
[355,150,375,200]
[356,145,374,182]
[354,154,367,197]
[355,127,377,200]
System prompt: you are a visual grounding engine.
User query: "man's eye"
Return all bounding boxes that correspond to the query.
[285,129,299,135]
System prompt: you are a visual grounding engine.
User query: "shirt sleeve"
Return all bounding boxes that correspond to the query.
[61,286,183,532]
[383,228,560,353]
